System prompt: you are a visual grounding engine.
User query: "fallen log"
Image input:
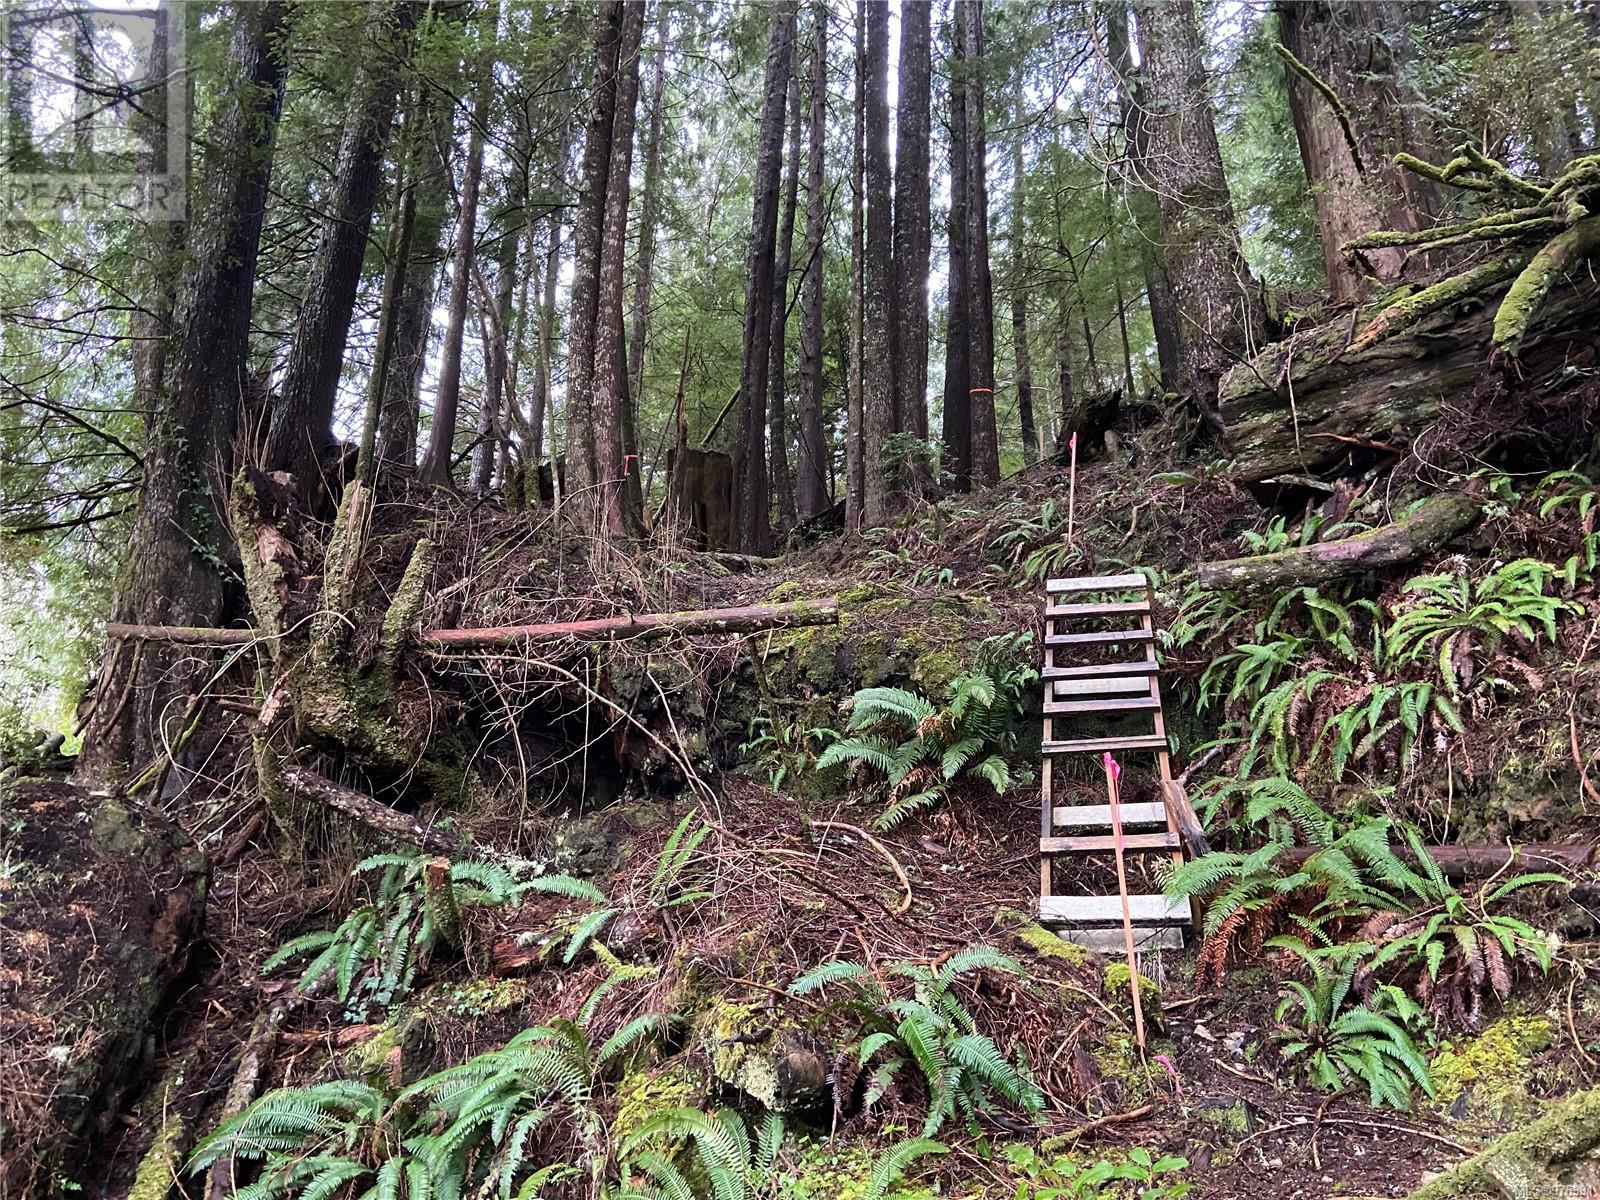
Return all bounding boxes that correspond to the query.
[1217,273,1600,482]
[420,598,838,648]
[1196,492,1482,590]
[1279,840,1593,880]
[105,597,839,649]
[278,765,464,855]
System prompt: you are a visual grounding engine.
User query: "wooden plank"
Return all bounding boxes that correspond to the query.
[1045,573,1148,593]
[1044,696,1161,715]
[1042,734,1169,755]
[1039,894,1191,926]
[1049,675,1155,697]
[1042,661,1160,680]
[1040,832,1180,853]
[1044,600,1151,618]
[1050,801,1168,829]
[1044,628,1155,646]
[1056,926,1186,952]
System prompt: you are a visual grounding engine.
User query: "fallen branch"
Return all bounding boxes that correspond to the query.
[105,598,840,649]
[1040,1103,1156,1152]
[813,820,914,916]
[1278,840,1592,880]
[1197,493,1482,590]
[278,765,464,855]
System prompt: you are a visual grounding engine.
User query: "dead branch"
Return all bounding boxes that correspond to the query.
[277,765,464,856]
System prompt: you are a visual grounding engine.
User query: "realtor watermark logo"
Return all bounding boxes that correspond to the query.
[1,0,185,221]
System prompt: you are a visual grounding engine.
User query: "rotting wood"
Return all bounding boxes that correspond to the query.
[105,597,839,649]
[1279,840,1594,880]
[278,765,463,855]
[1196,493,1482,590]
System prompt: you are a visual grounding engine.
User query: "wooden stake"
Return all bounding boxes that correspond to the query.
[1102,751,1146,1049]
[1066,431,1079,547]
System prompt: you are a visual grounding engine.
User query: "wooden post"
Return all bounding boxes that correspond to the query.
[1102,751,1146,1050]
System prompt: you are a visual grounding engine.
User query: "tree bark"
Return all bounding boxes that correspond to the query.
[1104,0,1183,392]
[795,0,830,522]
[1134,0,1264,426]
[1010,87,1036,464]
[628,3,670,406]
[846,0,865,528]
[77,0,290,785]
[416,87,486,488]
[1275,1,1437,300]
[267,1,410,488]
[943,8,973,489]
[592,0,646,535]
[733,1,798,553]
[768,64,803,535]
[1197,494,1483,589]
[860,0,894,526]
[564,1,625,504]
[376,74,454,475]
[892,0,932,441]
[962,0,1000,487]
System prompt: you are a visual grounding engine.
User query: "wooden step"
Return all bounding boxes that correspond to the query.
[1044,628,1154,646]
[1046,573,1148,593]
[1042,734,1169,755]
[1040,832,1180,854]
[1042,660,1160,680]
[1049,675,1155,698]
[1056,926,1186,952]
[1050,801,1168,830]
[1045,600,1151,618]
[1044,696,1162,715]
[1039,894,1191,926]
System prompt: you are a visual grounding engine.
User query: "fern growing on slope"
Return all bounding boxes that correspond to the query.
[788,944,1044,1136]
[815,638,1035,830]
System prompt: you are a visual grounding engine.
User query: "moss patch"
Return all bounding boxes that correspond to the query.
[1430,1014,1555,1121]
[996,907,1089,968]
[612,1060,709,1143]
[773,1136,941,1200]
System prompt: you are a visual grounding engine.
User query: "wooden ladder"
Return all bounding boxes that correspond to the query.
[1037,572,1203,952]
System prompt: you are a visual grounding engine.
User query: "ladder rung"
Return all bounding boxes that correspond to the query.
[1039,894,1191,926]
[1045,573,1148,593]
[1044,600,1151,618]
[1056,926,1186,952]
[1044,628,1154,646]
[1044,696,1162,715]
[1040,832,1180,854]
[1042,661,1160,680]
[1050,801,1168,829]
[1042,734,1169,755]
[1050,675,1155,698]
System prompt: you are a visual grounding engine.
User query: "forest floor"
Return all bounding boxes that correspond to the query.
[17,446,1600,1199]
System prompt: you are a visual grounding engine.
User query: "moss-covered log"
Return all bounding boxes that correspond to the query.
[1197,493,1483,589]
[1406,1086,1600,1199]
[278,765,464,854]
[1217,273,1600,482]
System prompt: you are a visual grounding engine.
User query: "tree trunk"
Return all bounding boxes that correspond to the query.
[795,0,830,522]
[472,153,524,496]
[77,0,290,785]
[733,1,798,553]
[416,87,487,487]
[564,1,625,504]
[1104,0,1183,392]
[128,1,182,427]
[1011,87,1036,464]
[267,2,409,489]
[768,65,803,536]
[357,115,418,488]
[628,4,670,404]
[592,0,646,535]
[892,0,932,441]
[860,0,895,526]
[846,0,865,528]
[963,0,1000,486]
[1275,1,1436,300]
[376,76,453,475]
[943,8,972,489]
[1134,0,1264,426]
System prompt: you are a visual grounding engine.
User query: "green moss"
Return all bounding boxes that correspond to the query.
[774,1136,941,1200]
[612,1060,709,1143]
[768,581,807,603]
[126,1113,185,1200]
[1430,1015,1554,1120]
[1406,1086,1600,1200]
[1102,962,1161,1012]
[996,907,1089,968]
[1091,1034,1153,1107]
